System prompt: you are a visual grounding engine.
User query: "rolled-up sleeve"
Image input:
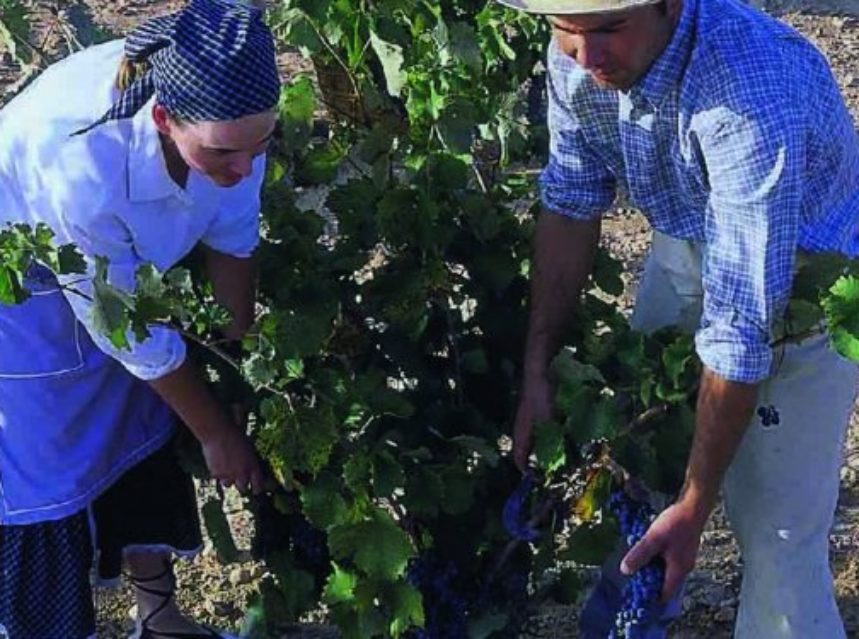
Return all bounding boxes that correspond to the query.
[694,100,803,383]
[200,155,265,258]
[539,45,616,219]
[57,204,186,381]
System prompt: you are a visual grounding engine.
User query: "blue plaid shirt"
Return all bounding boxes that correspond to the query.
[540,0,859,382]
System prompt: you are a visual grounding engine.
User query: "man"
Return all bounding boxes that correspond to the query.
[500,0,859,636]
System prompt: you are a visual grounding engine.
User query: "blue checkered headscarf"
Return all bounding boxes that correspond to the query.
[75,0,280,134]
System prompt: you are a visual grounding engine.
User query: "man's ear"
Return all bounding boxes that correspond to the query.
[151,103,172,136]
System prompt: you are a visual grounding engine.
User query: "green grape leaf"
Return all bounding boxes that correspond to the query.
[296,144,345,185]
[437,105,476,154]
[301,471,350,530]
[450,435,500,467]
[201,499,240,564]
[551,347,605,386]
[91,256,134,350]
[387,581,424,637]
[574,467,612,523]
[0,265,25,305]
[277,75,316,153]
[823,275,859,362]
[242,352,278,389]
[279,9,322,57]
[468,612,509,639]
[330,603,388,639]
[572,396,621,446]
[440,466,476,516]
[57,244,86,275]
[448,22,482,72]
[404,467,445,517]
[372,450,405,497]
[651,404,695,496]
[534,419,566,474]
[369,30,406,97]
[238,599,268,639]
[328,510,415,580]
[323,563,358,605]
[358,123,396,163]
[662,336,694,388]
[262,561,318,622]
[555,380,594,419]
[561,517,620,566]
[427,153,469,192]
[343,453,372,494]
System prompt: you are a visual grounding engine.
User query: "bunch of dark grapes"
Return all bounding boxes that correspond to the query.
[250,494,328,571]
[291,515,328,566]
[607,489,666,639]
[406,555,469,639]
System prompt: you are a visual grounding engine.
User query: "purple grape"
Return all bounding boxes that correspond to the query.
[607,490,666,638]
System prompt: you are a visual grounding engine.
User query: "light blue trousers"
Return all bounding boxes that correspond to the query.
[581,233,859,639]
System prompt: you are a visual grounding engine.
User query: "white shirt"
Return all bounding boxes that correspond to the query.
[0,38,265,380]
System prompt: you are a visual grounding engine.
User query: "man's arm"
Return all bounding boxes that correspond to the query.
[683,369,758,517]
[513,211,601,470]
[621,368,758,599]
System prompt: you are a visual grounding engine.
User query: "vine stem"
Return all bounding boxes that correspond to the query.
[485,490,558,587]
[57,282,296,412]
[432,124,489,194]
[299,12,368,126]
[616,402,670,439]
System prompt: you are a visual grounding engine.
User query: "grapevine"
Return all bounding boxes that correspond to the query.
[5,1,859,637]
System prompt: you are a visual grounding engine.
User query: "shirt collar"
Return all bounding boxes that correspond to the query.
[126,97,191,204]
[627,0,698,110]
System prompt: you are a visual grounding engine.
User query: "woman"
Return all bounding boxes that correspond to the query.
[0,0,280,637]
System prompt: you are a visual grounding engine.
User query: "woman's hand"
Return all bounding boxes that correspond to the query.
[201,423,270,495]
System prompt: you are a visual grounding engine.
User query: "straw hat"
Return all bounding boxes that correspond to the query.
[495,0,662,14]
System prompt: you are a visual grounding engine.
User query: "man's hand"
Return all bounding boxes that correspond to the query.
[512,374,555,471]
[620,498,709,602]
[202,424,270,495]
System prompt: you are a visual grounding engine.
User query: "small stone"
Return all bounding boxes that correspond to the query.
[127,604,138,620]
[205,599,235,618]
[250,564,266,579]
[228,566,253,586]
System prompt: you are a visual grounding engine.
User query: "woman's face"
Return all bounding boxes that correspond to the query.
[154,105,278,188]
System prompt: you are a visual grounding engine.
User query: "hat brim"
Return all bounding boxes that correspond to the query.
[494,0,662,14]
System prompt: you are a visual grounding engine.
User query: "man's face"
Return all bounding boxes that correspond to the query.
[549,1,681,91]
